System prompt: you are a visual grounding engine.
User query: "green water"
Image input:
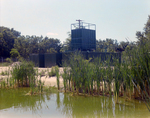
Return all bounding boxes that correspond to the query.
[0,88,149,118]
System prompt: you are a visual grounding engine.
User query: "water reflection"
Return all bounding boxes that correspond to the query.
[0,88,50,112]
[0,88,149,118]
[57,93,149,118]
[59,94,116,118]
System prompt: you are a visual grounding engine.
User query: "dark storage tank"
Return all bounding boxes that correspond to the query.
[71,20,96,51]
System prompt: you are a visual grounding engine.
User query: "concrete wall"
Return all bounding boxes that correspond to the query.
[30,52,121,67]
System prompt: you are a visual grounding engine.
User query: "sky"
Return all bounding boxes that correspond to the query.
[0,0,150,43]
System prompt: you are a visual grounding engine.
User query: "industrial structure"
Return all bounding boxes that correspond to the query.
[71,20,96,51]
[30,20,121,67]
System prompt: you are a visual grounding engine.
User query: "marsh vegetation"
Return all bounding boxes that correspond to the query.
[0,43,149,111]
[59,44,150,111]
[0,61,60,95]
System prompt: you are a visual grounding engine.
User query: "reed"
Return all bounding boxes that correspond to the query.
[68,69,72,91]
[55,66,60,90]
[95,60,101,95]
[11,61,35,87]
[63,50,149,101]
[62,67,67,92]
[121,39,150,110]
[106,65,113,96]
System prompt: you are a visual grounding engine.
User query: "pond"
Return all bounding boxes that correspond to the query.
[0,88,149,118]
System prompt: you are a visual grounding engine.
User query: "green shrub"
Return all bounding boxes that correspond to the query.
[5,58,12,63]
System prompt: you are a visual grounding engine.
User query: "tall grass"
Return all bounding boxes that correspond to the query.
[125,40,150,110]
[55,66,60,90]
[0,61,53,96]
[11,61,36,87]
[61,49,150,110]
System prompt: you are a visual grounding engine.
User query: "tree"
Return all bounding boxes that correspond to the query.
[61,32,72,52]
[144,15,150,40]
[14,35,62,58]
[38,37,61,53]
[47,48,57,53]
[0,26,20,57]
[10,48,20,58]
[27,35,42,54]
[14,36,30,58]
[136,15,150,52]
[96,38,118,52]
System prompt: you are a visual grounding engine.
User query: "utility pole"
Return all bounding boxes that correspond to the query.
[76,19,82,29]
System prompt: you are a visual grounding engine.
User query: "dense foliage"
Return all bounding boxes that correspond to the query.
[0,27,133,58]
[0,27,61,58]
[0,27,20,57]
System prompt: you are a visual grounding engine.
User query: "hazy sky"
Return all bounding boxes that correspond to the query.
[1,0,150,43]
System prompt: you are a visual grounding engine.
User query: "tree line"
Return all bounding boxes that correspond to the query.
[0,27,61,58]
[0,15,150,59]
